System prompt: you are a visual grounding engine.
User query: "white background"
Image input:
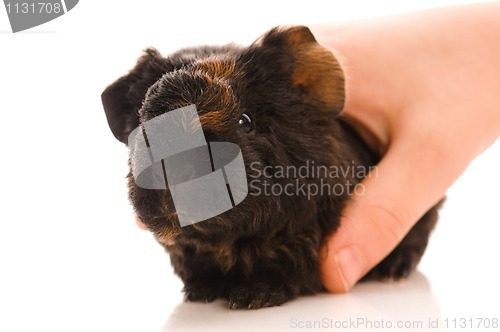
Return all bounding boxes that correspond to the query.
[1,1,499,331]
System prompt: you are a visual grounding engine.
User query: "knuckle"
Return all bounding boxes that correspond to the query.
[366,200,412,245]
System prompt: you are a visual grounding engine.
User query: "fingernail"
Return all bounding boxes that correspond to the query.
[335,245,365,292]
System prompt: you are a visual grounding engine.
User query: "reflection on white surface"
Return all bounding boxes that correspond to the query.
[163,272,444,332]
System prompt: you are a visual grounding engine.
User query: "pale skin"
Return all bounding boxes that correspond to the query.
[310,2,500,293]
[136,2,500,293]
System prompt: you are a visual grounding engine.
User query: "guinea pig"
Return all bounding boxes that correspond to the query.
[101,26,440,309]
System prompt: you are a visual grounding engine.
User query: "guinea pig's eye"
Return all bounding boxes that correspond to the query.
[238,113,254,133]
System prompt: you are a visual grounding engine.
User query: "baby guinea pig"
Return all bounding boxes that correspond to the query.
[102,26,440,309]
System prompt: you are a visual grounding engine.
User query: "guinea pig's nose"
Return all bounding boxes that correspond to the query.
[128,104,248,227]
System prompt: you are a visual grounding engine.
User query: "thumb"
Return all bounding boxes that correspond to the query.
[320,135,465,293]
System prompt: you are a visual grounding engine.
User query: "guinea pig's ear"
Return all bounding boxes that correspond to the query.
[258,26,345,114]
[101,48,169,144]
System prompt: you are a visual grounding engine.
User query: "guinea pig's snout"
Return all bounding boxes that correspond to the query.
[129,104,249,228]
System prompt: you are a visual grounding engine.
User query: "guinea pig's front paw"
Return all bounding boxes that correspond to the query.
[183,282,225,303]
[364,244,420,281]
[228,283,294,309]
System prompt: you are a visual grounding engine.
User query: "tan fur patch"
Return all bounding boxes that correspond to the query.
[292,44,345,111]
[196,59,236,80]
[194,59,237,131]
[213,242,236,272]
[283,26,345,111]
[155,229,180,247]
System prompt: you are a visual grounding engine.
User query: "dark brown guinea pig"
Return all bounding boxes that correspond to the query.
[102,26,440,309]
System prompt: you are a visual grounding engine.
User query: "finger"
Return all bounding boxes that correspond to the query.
[320,133,468,293]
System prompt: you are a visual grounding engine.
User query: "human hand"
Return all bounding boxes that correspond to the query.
[311,2,500,293]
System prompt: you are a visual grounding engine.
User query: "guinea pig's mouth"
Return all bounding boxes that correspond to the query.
[134,214,149,230]
[135,207,241,247]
